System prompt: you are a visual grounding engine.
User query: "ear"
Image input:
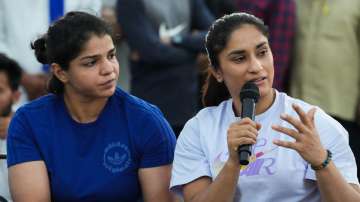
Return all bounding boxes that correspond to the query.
[210,67,224,83]
[51,63,68,83]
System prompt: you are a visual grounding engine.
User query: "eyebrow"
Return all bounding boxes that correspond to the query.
[79,48,116,61]
[227,41,268,57]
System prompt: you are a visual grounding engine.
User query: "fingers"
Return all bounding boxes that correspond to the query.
[228,119,260,155]
[280,113,307,133]
[280,104,318,133]
[228,125,258,140]
[272,105,319,155]
[238,117,257,128]
[273,139,297,150]
[292,104,317,127]
[231,137,257,149]
[272,124,300,140]
[307,108,317,124]
[292,104,311,126]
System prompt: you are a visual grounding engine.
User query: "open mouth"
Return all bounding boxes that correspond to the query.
[250,77,266,83]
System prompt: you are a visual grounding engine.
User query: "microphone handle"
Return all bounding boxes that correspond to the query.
[238,98,256,165]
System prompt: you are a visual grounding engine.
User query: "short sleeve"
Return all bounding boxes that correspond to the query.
[137,107,176,168]
[170,117,212,193]
[305,110,359,185]
[7,109,42,167]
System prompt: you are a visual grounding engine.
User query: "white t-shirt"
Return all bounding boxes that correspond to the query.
[170,91,359,202]
[0,139,10,201]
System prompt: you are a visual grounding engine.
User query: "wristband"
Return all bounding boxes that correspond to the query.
[311,149,332,171]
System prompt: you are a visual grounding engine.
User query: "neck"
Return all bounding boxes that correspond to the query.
[255,89,276,115]
[233,89,276,117]
[63,93,108,123]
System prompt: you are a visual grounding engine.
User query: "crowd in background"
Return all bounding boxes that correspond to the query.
[0,0,359,201]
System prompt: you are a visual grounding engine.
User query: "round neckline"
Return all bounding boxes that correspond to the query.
[59,95,112,127]
[228,90,280,122]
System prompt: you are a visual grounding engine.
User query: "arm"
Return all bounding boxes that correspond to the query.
[116,0,195,66]
[133,106,177,201]
[183,161,239,202]
[315,162,360,201]
[272,104,360,202]
[139,165,176,202]
[7,110,51,201]
[8,161,51,202]
[180,118,261,202]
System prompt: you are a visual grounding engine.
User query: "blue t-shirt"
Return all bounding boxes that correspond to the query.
[7,87,176,201]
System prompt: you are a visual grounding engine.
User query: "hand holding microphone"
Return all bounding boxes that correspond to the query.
[227,82,260,165]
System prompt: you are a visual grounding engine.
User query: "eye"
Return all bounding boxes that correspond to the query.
[232,55,246,63]
[258,48,268,57]
[108,52,116,60]
[83,59,97,67]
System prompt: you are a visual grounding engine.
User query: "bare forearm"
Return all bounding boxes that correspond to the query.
[316,162,360,202]
[191,161,240,202]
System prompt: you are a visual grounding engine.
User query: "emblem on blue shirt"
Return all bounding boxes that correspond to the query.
[103,142,131,173]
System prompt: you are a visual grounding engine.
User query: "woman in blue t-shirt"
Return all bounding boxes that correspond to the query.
[7,11,176,201]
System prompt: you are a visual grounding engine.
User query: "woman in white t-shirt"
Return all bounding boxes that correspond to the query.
[170,13,360,202]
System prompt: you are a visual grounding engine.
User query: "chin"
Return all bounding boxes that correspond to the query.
[259,85,273,97]
[99,86,116,98]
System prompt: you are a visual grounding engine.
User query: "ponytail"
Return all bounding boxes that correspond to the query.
[201,67,230,107]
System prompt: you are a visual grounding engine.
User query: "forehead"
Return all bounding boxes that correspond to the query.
[223,25,268,52]
[78,34,114,57]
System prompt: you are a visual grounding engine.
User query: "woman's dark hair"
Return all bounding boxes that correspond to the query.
[31,11,112,95]
[202,12,269,107]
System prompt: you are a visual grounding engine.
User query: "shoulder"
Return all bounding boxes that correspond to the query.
[179,99,231,139]
[194,99,231,123]
[114,88,172,131]
[9,94,60,137]
[14,94,59,118]
[114,88,164,119]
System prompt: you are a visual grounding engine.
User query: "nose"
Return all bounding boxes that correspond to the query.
[248,55,263,73]
[100,58,114,75]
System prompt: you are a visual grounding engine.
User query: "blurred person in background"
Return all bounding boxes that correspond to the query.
[7,12,176,201]
[290,0,360,178]
[116,0,214,136]
[235,0,296,92]
[204,0,237,18]
[0,0,102,109]
[0,54,22,202]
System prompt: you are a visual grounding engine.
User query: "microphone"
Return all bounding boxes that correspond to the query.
[238,82,260,165]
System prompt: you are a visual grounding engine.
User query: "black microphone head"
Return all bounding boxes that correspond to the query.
[240,82,260,103]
